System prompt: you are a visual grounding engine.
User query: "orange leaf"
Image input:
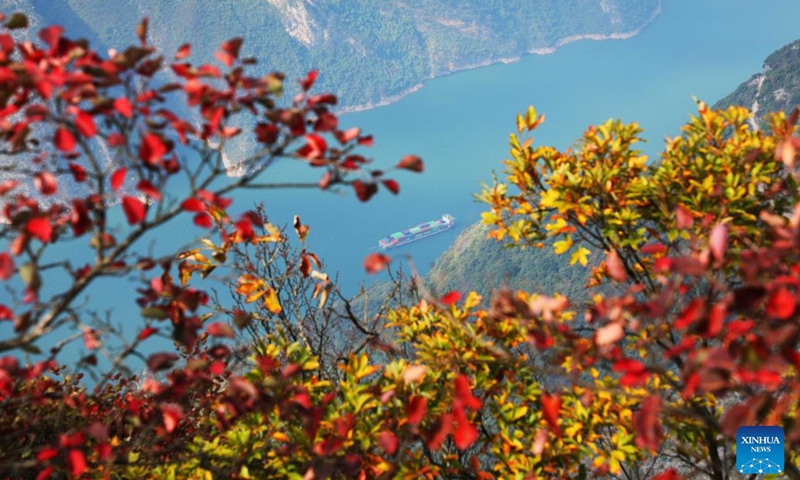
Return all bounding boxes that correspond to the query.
[396,155,423,172]
[206,322,235,338]
[364,253,390,275]
[541,392,561,436]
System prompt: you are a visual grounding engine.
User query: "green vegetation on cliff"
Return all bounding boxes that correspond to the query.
[426,222,605,304]
[713,38,800,128]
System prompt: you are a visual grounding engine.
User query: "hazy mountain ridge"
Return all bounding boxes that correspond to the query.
[14,0,660,113]
[713,38,800,129]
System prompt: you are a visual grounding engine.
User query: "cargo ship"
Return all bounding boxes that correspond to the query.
[378,214,455,250]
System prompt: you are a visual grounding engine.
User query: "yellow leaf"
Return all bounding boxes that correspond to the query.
[464,291,482,309]
[263,287,282,314]
[570,247,591,266]
[540,189,560,208]
[553,236,573,255]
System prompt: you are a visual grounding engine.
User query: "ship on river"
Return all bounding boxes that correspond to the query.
[378,214,455,250]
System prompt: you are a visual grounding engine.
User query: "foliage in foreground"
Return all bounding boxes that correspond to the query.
[1,11,800,480]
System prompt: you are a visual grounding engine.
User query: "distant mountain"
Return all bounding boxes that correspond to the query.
[713,38,800,129]
[12,0,661,113]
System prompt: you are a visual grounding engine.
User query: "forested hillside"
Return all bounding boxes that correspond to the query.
[714,38,800,129]
[15,0,660,111]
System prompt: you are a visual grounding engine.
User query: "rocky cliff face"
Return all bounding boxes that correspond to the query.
[714,39,800,129]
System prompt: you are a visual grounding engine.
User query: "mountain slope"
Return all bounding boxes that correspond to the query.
[16,0,660,112]
[713,38,800,129]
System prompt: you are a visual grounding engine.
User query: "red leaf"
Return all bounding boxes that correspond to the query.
[34,172,57,196]
[334,127,360,144]
[0,180,18,195]
[181,198,205,212]
[206,322,235,339]
[382,179,400,195]
[766,287,796,320]
[107,133,125,147]
[113,97,133,118]
[161,404,183,433]
[406,395,427,426]
[121,196,146,224]
[138,326,158,340]
[175,43,191,60]
[426,413,453,450]
[68,163,86,182]
[595,322,624,347]
[82,327,100,350]
[194,213,213,228]
[641,243,668,255]
[541,392,561,436]
[39,25,63,50]
[137,180,161,201]
[440,291,461,306]
[27,217,52,242]
[675,298,704,329]
[36,466,54,480]
[36,447,59,462]
[702,303,725,338]
[0,252,13,280]
[675,204,693,229]
[74,110,97,137]
[364,253,390,275]
[633,395,663,451]
[314,112,338,132]
[653,469,685,480]
[147,352,178,371]
[613,359,650,387]
[396,155,424,172]
[454,375,482,410]
[139,133,167,166]
[215,50,234,67]
[377,431,398,455]
[709,223,727,263]
[606,249,627,282]
[110,167,127,191]
[453,411,479,450]
[300,70,318,91]
[54,127,76,152]
[68,449,86,477]
[353,180,377,202]
[222,37,242,59]
[357,135,374,146]
[299,134,327,159]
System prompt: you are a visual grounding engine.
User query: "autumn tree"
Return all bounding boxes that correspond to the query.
[0,12,421,478]
[478,104,800,478]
